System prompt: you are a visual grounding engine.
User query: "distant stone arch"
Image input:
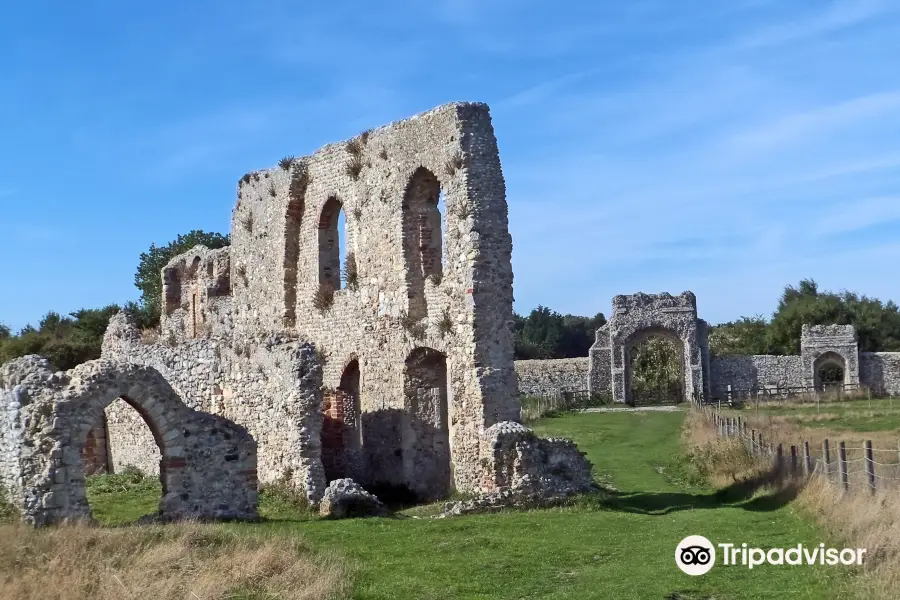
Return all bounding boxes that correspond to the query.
[606,292,704,404]
[800,325,860,391]
[0,356,258,527]
[813,351,847,390]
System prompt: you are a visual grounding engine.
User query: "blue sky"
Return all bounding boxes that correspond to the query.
[2,0,900,332]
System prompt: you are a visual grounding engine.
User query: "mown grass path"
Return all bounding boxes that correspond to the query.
[90,411,855,599]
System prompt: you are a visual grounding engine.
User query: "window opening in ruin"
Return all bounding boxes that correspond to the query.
[321,359,362,482]
[402,168,444,321]
[83,397,163,522]
[814,352,846,392]
[403,347,452,501]
[318,197,344,292]
[626,332,685,406]
[207,261,214,277]
[437,189,446,270]
[338,208,348,286]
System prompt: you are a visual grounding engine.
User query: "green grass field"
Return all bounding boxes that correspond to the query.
[86,410,857,599]
[730,398,900,434]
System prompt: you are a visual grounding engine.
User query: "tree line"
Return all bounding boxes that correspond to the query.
[3,229,900,372]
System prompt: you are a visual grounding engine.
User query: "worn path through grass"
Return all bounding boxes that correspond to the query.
[87,410,854,600]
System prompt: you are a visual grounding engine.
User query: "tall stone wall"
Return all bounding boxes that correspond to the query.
[101,102,519,502]
[860,353,900,396]
[514,358,589,397]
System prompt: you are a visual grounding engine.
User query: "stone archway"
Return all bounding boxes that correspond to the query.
[0,356,259,527]
[607,292,704,404]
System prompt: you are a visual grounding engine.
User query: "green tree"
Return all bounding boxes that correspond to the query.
[133,229,230,326]
[0,305,121,371]
[708,315,772,355]
[513,307,606,359]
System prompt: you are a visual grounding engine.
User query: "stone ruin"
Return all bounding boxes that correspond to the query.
[516,292,900,402]
[589,291,709,404]
[0,102,596,524]
[0,356,258,526]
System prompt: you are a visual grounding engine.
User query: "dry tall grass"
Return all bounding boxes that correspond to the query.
[735,410,900,489]
[0,522,348,600]
[685,410,900,600]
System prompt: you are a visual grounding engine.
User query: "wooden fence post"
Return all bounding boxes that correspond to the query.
[751,430,757,456]
[865,440,876,495]
[823,440,831,480]
[777,443,784,472]
[790,445,798,475]
[803,441,812,476]
[839,441,849,493]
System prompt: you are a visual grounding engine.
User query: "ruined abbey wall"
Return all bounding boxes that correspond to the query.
[98,102,521,502]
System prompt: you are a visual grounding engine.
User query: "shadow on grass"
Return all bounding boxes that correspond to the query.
[595,467,804,516]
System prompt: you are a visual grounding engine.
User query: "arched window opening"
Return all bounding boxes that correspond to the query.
[318,197,344,292]
[402,168,444,321]
[84,397,163,523]
[321,359,362,482]
[626,332,685,406]
[403,347,452,501]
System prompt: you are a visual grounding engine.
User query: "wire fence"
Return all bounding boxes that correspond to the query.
[705,382,877,407]
[701,406,900,495]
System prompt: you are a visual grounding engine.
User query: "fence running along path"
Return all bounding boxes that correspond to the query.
[702,407,900,495]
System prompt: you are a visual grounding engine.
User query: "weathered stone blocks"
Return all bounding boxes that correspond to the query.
[0,355,259,526]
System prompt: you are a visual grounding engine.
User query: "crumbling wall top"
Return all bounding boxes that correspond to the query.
[611,291,697,315]
[801,324,857,342]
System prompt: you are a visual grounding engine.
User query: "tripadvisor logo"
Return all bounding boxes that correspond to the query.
[675,536,867,575]
[676,535,716,576]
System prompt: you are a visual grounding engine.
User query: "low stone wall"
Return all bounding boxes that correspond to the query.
[860,353,900,396]
[0,356,259,527]
[709,355,803,390]
[102,313,327,502]
[514,358,589,396]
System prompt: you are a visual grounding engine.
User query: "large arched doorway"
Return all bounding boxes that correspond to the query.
[403,347,452,500]
[624,329,686,406]
[85,397,164,522]
[814,351,847,391]
[321,358,362,482]
[2,357,258,527]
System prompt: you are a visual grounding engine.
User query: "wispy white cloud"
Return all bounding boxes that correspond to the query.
[811,196,900,237]
[726,90,900,152]
[736,0,895,49]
